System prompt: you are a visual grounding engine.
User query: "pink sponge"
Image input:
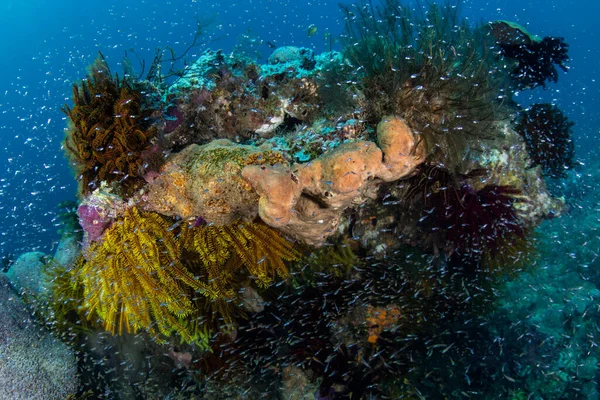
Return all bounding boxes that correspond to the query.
[77,204,112,243]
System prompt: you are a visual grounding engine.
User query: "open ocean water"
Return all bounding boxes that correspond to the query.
[0,0,598,398]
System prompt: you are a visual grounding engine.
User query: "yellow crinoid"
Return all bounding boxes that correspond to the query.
[80,207,214,344]
[180,220,300,297]
[78,207,299,344]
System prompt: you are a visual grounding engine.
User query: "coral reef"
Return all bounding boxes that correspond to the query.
[486,191,600,398]
[37,0,576,396]
[54,202,83,269]
[272,118,367,163]
[515,103,575,178]
[161,48,324,149]
[294,241,359,284]
[55,200,81,238]
[142,116,424,246]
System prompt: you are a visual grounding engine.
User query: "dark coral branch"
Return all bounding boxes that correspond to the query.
[490,21,570,89]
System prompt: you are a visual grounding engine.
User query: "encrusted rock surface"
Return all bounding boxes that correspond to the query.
[143,139,286,225]
[5,251,48,299]
[476,122,565,225]
[142,116,423,246]
[0,274,78,399]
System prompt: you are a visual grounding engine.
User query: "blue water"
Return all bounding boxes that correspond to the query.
[0,0,597,254]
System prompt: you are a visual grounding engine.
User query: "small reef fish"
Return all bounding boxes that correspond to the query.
[307,24,318,37]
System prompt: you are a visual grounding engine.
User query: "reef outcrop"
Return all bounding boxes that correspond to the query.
[140,116,424,246]
[142,139,285,225]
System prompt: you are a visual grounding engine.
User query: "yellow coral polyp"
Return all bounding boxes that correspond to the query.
[366,305,402,345]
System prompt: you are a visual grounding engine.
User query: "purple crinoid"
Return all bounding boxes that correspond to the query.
[434,183,524,259]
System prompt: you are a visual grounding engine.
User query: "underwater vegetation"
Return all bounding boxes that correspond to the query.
[490,21,570,89]
[515,103,575,178]
[62,55,158,197]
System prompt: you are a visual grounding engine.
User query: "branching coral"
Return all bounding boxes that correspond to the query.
[340,0,508,170]
[514,103,575,178]
[62,55,157,196]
